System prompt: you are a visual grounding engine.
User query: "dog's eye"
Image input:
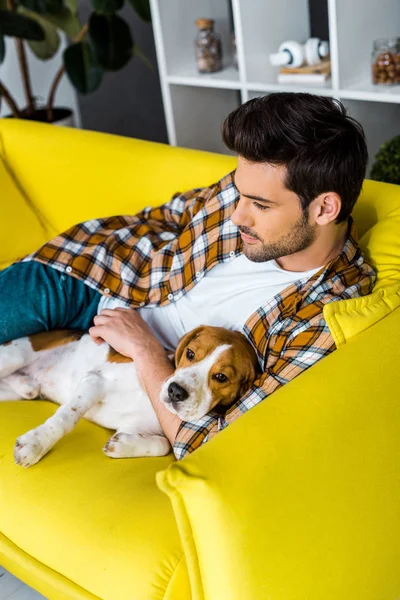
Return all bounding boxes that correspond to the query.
[214,373,228,383]
[186,348,195,360]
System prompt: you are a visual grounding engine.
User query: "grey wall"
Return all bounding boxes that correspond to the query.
[77,2,168,144]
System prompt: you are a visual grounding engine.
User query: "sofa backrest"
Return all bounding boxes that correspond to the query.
[0,119,236,237]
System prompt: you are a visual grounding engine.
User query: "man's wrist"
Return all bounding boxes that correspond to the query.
[130,341,169,364]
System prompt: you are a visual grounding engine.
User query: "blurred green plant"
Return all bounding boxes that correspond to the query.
[0,0,151,121]
[370,135,400,185]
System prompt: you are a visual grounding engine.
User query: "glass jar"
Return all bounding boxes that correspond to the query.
[371,38,400,85]
[194,18,223,74]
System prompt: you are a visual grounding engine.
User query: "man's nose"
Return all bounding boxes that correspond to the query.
[168,382,189,403]
[231,196,254,228]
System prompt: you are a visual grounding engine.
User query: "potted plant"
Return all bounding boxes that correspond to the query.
[371,135,400,185]
[0,0,151,125]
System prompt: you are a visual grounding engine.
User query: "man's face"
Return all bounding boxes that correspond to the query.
[231,156,317,264]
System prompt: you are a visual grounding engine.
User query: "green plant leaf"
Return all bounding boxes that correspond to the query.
[40,7,82,39]
[371,135,400,185]
[0,33,5,62]
[89,13,133,70]
[127,0,150,22]
[64,40,104,94]
[0,9,45,40]
[18,0,47,13]
[64,0,78,14]
[91,0,124,15]
[19,0,63,15]
[18,6,60,59]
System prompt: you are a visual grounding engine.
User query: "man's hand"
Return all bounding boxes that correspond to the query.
[89,308,166,360]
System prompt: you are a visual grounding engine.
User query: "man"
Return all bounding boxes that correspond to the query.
[0,93,376,459]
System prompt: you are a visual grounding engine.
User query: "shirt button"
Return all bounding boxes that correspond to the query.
[139,302,145,307]
[167,293,174,301]
[229,251,235,258]
[104,288,110,295]
[195,271,202,279]
[66,266,72,273]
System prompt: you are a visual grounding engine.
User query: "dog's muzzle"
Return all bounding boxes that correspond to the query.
[168,382,189,403]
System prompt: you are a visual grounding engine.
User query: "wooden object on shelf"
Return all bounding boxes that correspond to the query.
[280,59,331,76]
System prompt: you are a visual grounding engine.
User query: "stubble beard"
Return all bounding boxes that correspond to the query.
[241,209,317,264]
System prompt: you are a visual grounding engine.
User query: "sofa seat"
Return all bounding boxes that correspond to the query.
[0,401,191,600]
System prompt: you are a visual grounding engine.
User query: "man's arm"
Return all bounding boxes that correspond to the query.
[173,314,336,459]
[133,349,184,448]
[89,308,184,449]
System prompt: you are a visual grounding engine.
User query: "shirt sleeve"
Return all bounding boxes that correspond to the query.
[134,181,220,236]
[173,314,336,460]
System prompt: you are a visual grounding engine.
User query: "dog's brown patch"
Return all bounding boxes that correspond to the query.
[30,330,85,352]
[107,347,133,363]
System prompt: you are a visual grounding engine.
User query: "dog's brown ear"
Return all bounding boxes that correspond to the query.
[238,343,261,398]
[174,325,207,367]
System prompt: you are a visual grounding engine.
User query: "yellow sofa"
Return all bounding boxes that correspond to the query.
[0,120,400,600]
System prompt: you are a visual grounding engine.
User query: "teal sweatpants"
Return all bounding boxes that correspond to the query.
[0,261,101,344]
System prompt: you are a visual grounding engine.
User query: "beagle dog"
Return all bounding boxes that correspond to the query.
[0,325,259,467]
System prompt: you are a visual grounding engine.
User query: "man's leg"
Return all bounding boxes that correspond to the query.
[0,261,101,344]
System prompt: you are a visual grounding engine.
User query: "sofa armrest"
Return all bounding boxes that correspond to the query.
[156,307,400,600]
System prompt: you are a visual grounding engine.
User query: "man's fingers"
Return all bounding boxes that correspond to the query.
[93,314,112,325]
[89,326,105,344]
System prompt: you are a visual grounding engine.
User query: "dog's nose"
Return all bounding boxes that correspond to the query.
[168,382,189,403]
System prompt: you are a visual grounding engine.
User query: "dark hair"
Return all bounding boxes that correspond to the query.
[222,93,368,223]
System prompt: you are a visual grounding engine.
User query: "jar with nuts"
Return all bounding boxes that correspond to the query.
[371,38,400,85]
[194,18,223,74]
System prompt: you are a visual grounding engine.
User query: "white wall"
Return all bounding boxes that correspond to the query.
[0,35,81,125]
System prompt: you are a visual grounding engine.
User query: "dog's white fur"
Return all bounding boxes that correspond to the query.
[0,326,258,467]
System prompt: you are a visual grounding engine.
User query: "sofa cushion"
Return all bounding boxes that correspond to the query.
[0,156,48,269]
[354,179,400,288]
[157,306,400,600]
[321,180,400,347]
[324,280,400,347]
[0,401,191,600]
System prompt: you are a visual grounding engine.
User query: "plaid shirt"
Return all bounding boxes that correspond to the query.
[21,171,376,459]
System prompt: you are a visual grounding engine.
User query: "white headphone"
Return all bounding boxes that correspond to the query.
[269,38,330,68]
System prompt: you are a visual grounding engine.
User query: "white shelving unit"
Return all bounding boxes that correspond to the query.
[150,0,400,170]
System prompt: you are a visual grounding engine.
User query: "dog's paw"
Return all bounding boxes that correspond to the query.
[14,429,48,468]
[103,432,134,458]
[103,432,170,458]
[18,378,40,400]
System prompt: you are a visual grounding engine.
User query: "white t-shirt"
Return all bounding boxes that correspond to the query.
[97,254,322,351]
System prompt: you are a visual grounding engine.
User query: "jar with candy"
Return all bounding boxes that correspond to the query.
[371,38,400,85]
[194,18,223,73]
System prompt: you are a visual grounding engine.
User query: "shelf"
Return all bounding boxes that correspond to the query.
[247,81,334,97]
[339,80,400,104]
[167,64,241,90]
[151,0,400,158]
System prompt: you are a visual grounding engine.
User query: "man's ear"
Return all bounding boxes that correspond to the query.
[313,191,342,225]
[174,325,207,367]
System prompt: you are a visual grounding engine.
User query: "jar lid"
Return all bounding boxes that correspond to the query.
[373,37,400,49]
[195,18,214,29]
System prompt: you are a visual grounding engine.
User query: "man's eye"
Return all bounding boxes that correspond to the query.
[214,373,228,383]
[186,348,195,360]
[253,201,269,211]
